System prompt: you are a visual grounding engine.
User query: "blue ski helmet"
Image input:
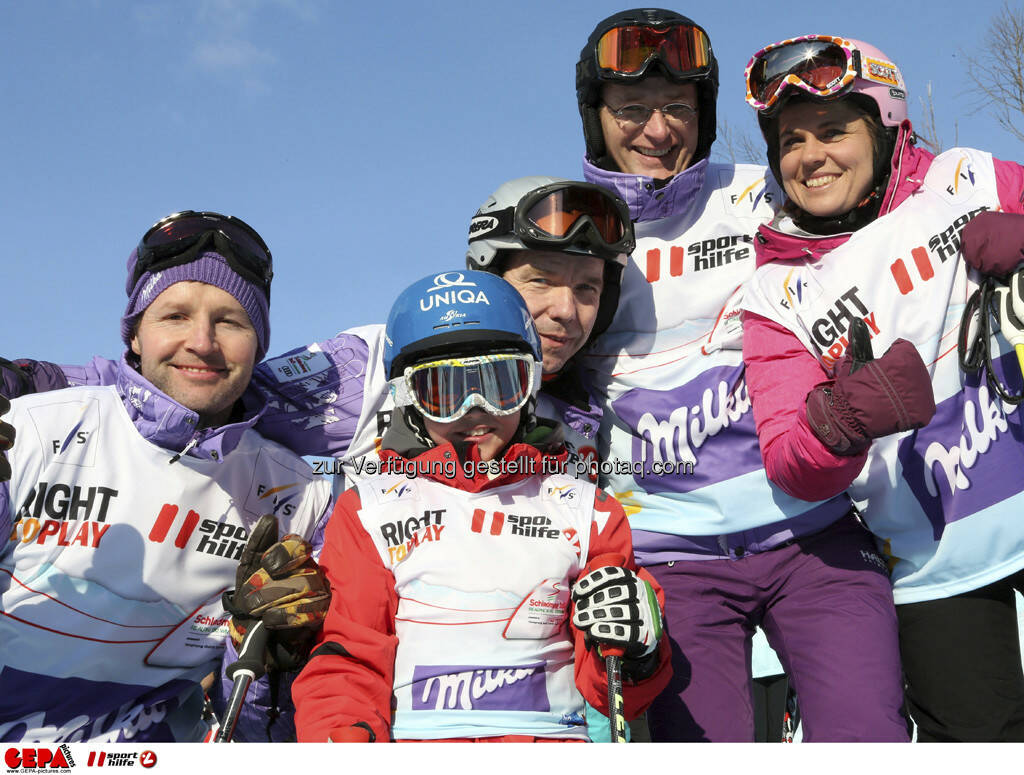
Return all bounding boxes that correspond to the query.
[384,270,543,380]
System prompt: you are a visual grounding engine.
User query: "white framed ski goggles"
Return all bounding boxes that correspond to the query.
[390,353,541,423]
[744,35,862,113]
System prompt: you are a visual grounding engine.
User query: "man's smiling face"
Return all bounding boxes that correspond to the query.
[599,78,699,179]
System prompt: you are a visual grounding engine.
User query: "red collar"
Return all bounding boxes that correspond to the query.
[378,440,569,493]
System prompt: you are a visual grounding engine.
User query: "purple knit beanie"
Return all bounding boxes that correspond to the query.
[121,249,271,361]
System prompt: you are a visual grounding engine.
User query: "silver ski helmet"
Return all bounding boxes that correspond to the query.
[576,8,719,168]
[466,175,633,345]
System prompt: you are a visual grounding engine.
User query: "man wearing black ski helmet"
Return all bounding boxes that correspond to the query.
[573,10,890,744]
[576,8,719,177]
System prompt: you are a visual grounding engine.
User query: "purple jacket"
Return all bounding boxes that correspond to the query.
[583,154,710,223]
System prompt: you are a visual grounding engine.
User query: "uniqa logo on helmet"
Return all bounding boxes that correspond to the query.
[419,271,490,312]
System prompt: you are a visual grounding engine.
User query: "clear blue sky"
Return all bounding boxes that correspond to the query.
[4,0,1021,365]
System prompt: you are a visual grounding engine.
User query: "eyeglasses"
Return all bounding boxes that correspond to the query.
[392,353,539,423]
[133,210,273,297]
[468,181,634,258]
[595,22,713,79]
[604,101,697,127]
[745,36,863,113]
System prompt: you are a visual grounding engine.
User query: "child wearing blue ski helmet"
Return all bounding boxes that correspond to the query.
[383,270,545,460]
[292,270,671,742]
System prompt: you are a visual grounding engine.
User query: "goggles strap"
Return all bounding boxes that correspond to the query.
[468,206,515,244]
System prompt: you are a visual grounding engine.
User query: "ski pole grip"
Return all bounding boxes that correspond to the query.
[588,553,627,658]
[226,620,269,682]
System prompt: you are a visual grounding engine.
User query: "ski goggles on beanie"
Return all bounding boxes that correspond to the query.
[132,210,274,298]
[468,182,634,259]
[391,353,540,423]
[594,21,713,79]
[745,35,901,114]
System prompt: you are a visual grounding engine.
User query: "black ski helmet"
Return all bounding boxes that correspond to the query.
[576,8,719,169]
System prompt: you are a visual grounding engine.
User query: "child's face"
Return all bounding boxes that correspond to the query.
[422,407,521,461]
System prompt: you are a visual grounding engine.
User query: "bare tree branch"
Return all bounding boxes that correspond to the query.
[962,0,1024,143]
[916,81,944,153]
[714,119,764,165]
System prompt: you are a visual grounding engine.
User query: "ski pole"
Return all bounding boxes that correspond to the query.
[214,621,269,743]
[589,553,628,744]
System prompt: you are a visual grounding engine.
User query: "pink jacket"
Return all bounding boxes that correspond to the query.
[744,122,1024,501]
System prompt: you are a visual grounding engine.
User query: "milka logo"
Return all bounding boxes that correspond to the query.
[439,309,465,322]
[126,384,152,411]
[637,378,750,464]
[923,384,1017,498]
[420,667,538,710]
[139,271,163,302]
[420,272,490,311]
[0,699,169,742]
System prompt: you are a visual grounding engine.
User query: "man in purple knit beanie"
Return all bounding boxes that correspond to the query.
[120,212,272,429]
[0,211,331,743]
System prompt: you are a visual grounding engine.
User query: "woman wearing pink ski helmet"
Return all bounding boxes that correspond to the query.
[741,32,1024,742]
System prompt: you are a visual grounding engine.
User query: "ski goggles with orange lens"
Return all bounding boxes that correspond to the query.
[393,353,540,423]
[469,182,634,258]
[745,35,861,113]
[133,210,274,297]
[595,22,713,78]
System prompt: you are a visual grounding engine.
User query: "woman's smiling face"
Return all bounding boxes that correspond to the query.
[777,99,877,218]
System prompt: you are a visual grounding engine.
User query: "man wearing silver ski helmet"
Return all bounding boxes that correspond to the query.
[467,175,634,372]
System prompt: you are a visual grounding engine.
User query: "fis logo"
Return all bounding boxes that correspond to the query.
[255,482,301,517]
[4,746,75,770]
[948,157,976,196]
[779,268,810,310]
[381,482,412,498]
[51,421,90,455]
[29,398,99,468]
[729,178,773,211]
[546,485,577,501]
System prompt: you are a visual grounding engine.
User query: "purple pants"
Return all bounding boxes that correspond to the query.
[645,514,908,742]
